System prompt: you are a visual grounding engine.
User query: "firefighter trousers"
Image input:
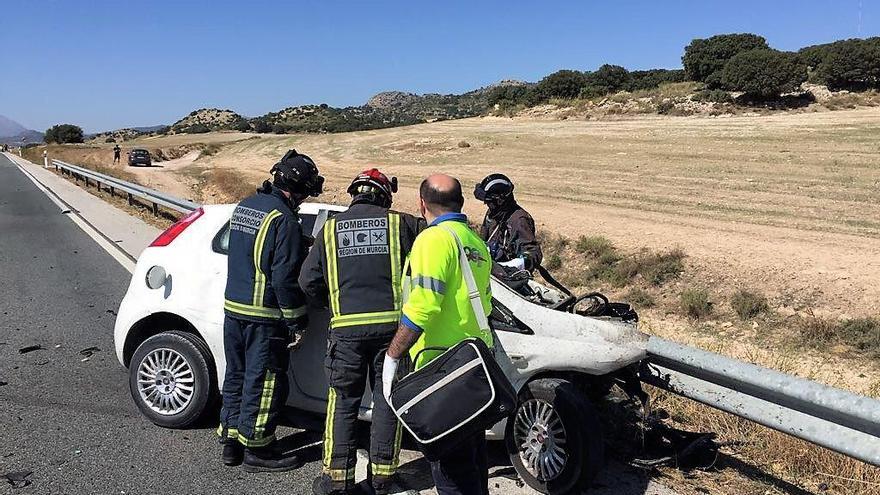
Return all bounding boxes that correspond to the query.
[323,336,402,489]
[218,315,290,448]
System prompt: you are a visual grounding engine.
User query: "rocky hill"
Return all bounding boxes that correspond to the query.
[251,83,514,134]
[170,108,248,134]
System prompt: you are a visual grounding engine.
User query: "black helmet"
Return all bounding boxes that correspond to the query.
[270,149,324,197]
[474,173,514,202]
[347,168,398,207]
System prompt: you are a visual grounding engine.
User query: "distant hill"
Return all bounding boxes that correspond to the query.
[88,125,170,143]
[170,108,247,133]
[0,115,43,144]
[249,82,522,134]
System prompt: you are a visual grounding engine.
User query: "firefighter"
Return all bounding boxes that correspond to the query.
[473,173,542,272]
[218,149,324,472]
[382,174,493,495]
[299,169,422,495]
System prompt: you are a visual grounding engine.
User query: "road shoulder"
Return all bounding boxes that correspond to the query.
[4,152,161,262]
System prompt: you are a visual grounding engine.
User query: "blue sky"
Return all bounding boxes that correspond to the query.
[1,0,876,132]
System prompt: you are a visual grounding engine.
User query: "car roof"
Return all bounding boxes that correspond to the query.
[131,148,149,153]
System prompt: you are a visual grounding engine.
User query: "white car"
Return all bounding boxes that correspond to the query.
[114,202,648,494]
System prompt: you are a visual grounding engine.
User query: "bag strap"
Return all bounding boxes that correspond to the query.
[438,225,490,334]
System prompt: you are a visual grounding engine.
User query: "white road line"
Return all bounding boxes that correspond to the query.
[10,156,136,274]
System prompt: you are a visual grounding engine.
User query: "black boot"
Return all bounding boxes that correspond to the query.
[242,444,302,473]
[372,475,417,495]
[312,474,373,495]
[221,440,244,466]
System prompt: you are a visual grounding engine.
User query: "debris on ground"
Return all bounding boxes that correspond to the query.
[18,345,42,354]
[0,381,7,387]
[79,346,100,357]
[3,470,33,488]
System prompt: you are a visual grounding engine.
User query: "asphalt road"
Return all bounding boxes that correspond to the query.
[0,154,323,494]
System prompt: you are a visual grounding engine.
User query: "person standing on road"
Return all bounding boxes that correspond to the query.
[299,169,422,495]
[218,149,324,472]
[113,144,121,164]
[382,174,494,495]
[474,173,542,273]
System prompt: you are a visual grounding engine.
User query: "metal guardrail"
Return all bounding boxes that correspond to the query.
[51,159,198,215]
[43,157,880,466]
[642,337,880,466]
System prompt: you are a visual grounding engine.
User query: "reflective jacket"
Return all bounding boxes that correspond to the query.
[223,184,308,324]
[298,201,422,340]
[480,203,543,270]
[401,213,493,369]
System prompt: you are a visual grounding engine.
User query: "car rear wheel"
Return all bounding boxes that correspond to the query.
[129,331,217,428]
[506,378,604,494]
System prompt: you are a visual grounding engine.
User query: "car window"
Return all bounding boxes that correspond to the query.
[212,213,319,255]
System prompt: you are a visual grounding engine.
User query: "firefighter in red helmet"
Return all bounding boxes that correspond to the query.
[299,169,423,495]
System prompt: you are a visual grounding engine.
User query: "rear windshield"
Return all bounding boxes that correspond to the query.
[132,149,149,154]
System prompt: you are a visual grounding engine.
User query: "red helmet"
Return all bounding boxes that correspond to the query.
[347,168,398,205]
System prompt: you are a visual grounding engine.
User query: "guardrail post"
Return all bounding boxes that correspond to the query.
[127,193,133,206]
[152,202,159,216]
[109,186,115,198]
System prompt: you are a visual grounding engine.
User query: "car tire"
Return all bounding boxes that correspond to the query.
[506,378,604,494]
[129,331,217,428]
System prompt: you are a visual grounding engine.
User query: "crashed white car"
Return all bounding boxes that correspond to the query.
[114,202,647,494]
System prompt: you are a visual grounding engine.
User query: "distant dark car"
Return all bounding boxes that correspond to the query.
[127,149,151,167]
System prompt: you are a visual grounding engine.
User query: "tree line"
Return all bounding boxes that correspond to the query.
[490,33,880,110]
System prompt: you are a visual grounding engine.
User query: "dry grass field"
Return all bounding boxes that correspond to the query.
[30,107,880,494]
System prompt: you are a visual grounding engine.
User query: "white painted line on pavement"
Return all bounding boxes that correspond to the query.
[11,157,136,274]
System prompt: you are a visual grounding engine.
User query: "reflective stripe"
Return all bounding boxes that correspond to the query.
[224,299,283,319]
[412,275,446,294]
[323,387,337,470]
[326,468,356,481]
[371,463,396,476]
[330,310,400,329]
[237,432,275,448]
[281,305,308,320]
[253,370,276,438]
[324,218,341,317]
[371,422,402,477]
[388,213,402,310]
[216,424,239,439]
[252,210,282,306]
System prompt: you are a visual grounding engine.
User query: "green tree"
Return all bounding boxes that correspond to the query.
[232,119,251,132]
[720,49,807,98]
[584,64,631,95]
[44,124,84,144]
[683,33,769,83]
[533,70,589,101]
[626,69,687,91]
[813,38,880,90]
[251,119,271,133]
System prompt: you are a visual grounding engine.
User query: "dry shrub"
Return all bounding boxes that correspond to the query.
[650,388,880,495]
[731,289,769,320]
[622,287,655,308]
[199,142,223,158]
[614,248,685,286]
[681,287,712,319]
[799,315,880,355]
[575,235,616,257]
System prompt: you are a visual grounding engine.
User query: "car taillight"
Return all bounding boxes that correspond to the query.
[149,207,204,247]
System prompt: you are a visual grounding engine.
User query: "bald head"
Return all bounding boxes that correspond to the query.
[419,174,464,217]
